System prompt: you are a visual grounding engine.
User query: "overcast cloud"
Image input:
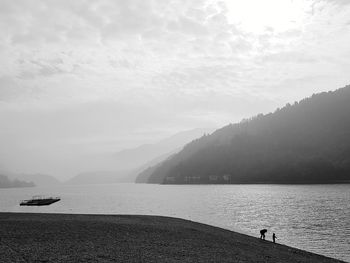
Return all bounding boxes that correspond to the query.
[0,0,349,178]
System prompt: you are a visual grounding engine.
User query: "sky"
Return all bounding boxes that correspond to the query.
[0,0,350,178]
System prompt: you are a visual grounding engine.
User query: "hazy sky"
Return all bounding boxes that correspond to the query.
[0,0,350,177]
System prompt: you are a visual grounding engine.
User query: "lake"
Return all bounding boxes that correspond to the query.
[1,184,349,262]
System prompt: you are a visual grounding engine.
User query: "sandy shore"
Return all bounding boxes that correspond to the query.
[0,213,345,263]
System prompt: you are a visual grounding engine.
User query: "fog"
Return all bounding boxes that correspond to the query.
[1,0,350,180]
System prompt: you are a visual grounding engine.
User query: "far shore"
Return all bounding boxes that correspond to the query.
[0,212,345,262]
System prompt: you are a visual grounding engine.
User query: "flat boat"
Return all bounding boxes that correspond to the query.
[20,196,61,206]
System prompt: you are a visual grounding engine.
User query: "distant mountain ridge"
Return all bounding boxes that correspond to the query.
[0,174,35,188]
[145,85,350,184]
[65,170,132,185]
[66,128,214,185]
[110,128,214,170]
[6,173,61,187]
[135,151,177,183]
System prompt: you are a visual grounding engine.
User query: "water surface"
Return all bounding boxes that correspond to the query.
[0,184,349,262]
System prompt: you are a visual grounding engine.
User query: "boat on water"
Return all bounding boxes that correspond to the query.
[20,196,61,206]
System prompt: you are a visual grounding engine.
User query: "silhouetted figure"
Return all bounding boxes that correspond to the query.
[260,229,267,240]
[272,233,277,243]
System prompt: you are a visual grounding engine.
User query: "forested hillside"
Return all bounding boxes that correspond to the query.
[145,85,350,184]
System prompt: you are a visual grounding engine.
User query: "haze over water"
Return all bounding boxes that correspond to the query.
[1,183,349,262]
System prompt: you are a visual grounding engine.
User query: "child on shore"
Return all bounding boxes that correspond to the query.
[272,233,277,243]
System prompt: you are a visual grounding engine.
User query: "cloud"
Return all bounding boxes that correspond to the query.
[0,0,350,177]
[0,76,23,101]
[0,0,348,104]
[319,0,350,6]
[0,0,248,106]
[260,51,318,64]
[17,58,68,79]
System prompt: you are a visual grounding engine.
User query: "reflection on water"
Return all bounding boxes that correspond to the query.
[1,184,349,262]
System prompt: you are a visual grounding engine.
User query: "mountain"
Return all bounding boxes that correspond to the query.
[145,85,350,184]
[110,128,214,170]
[65,170,132,185]
[66,128,214,185]
[68,149,178,184]
[0,174,35,188]
[7,173,61,187]
[135,151,177,183]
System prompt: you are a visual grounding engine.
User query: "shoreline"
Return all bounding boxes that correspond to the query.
[0,212,346,262]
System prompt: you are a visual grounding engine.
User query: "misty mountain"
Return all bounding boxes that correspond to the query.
[145,85,350,184]
[0,174,35,188]
[65,170,132,185]
[135,151,177,183]
[6,173,61,187]
[110,128,214,170]
[66,128,213,185]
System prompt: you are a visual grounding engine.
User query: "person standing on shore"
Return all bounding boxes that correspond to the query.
[272,233,277,243]
[260,229,267,240]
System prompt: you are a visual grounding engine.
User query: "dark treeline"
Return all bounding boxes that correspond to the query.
[140,85,350,184]
[0,174,35,188]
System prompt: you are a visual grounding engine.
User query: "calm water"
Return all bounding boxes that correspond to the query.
[0,184,349,262]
